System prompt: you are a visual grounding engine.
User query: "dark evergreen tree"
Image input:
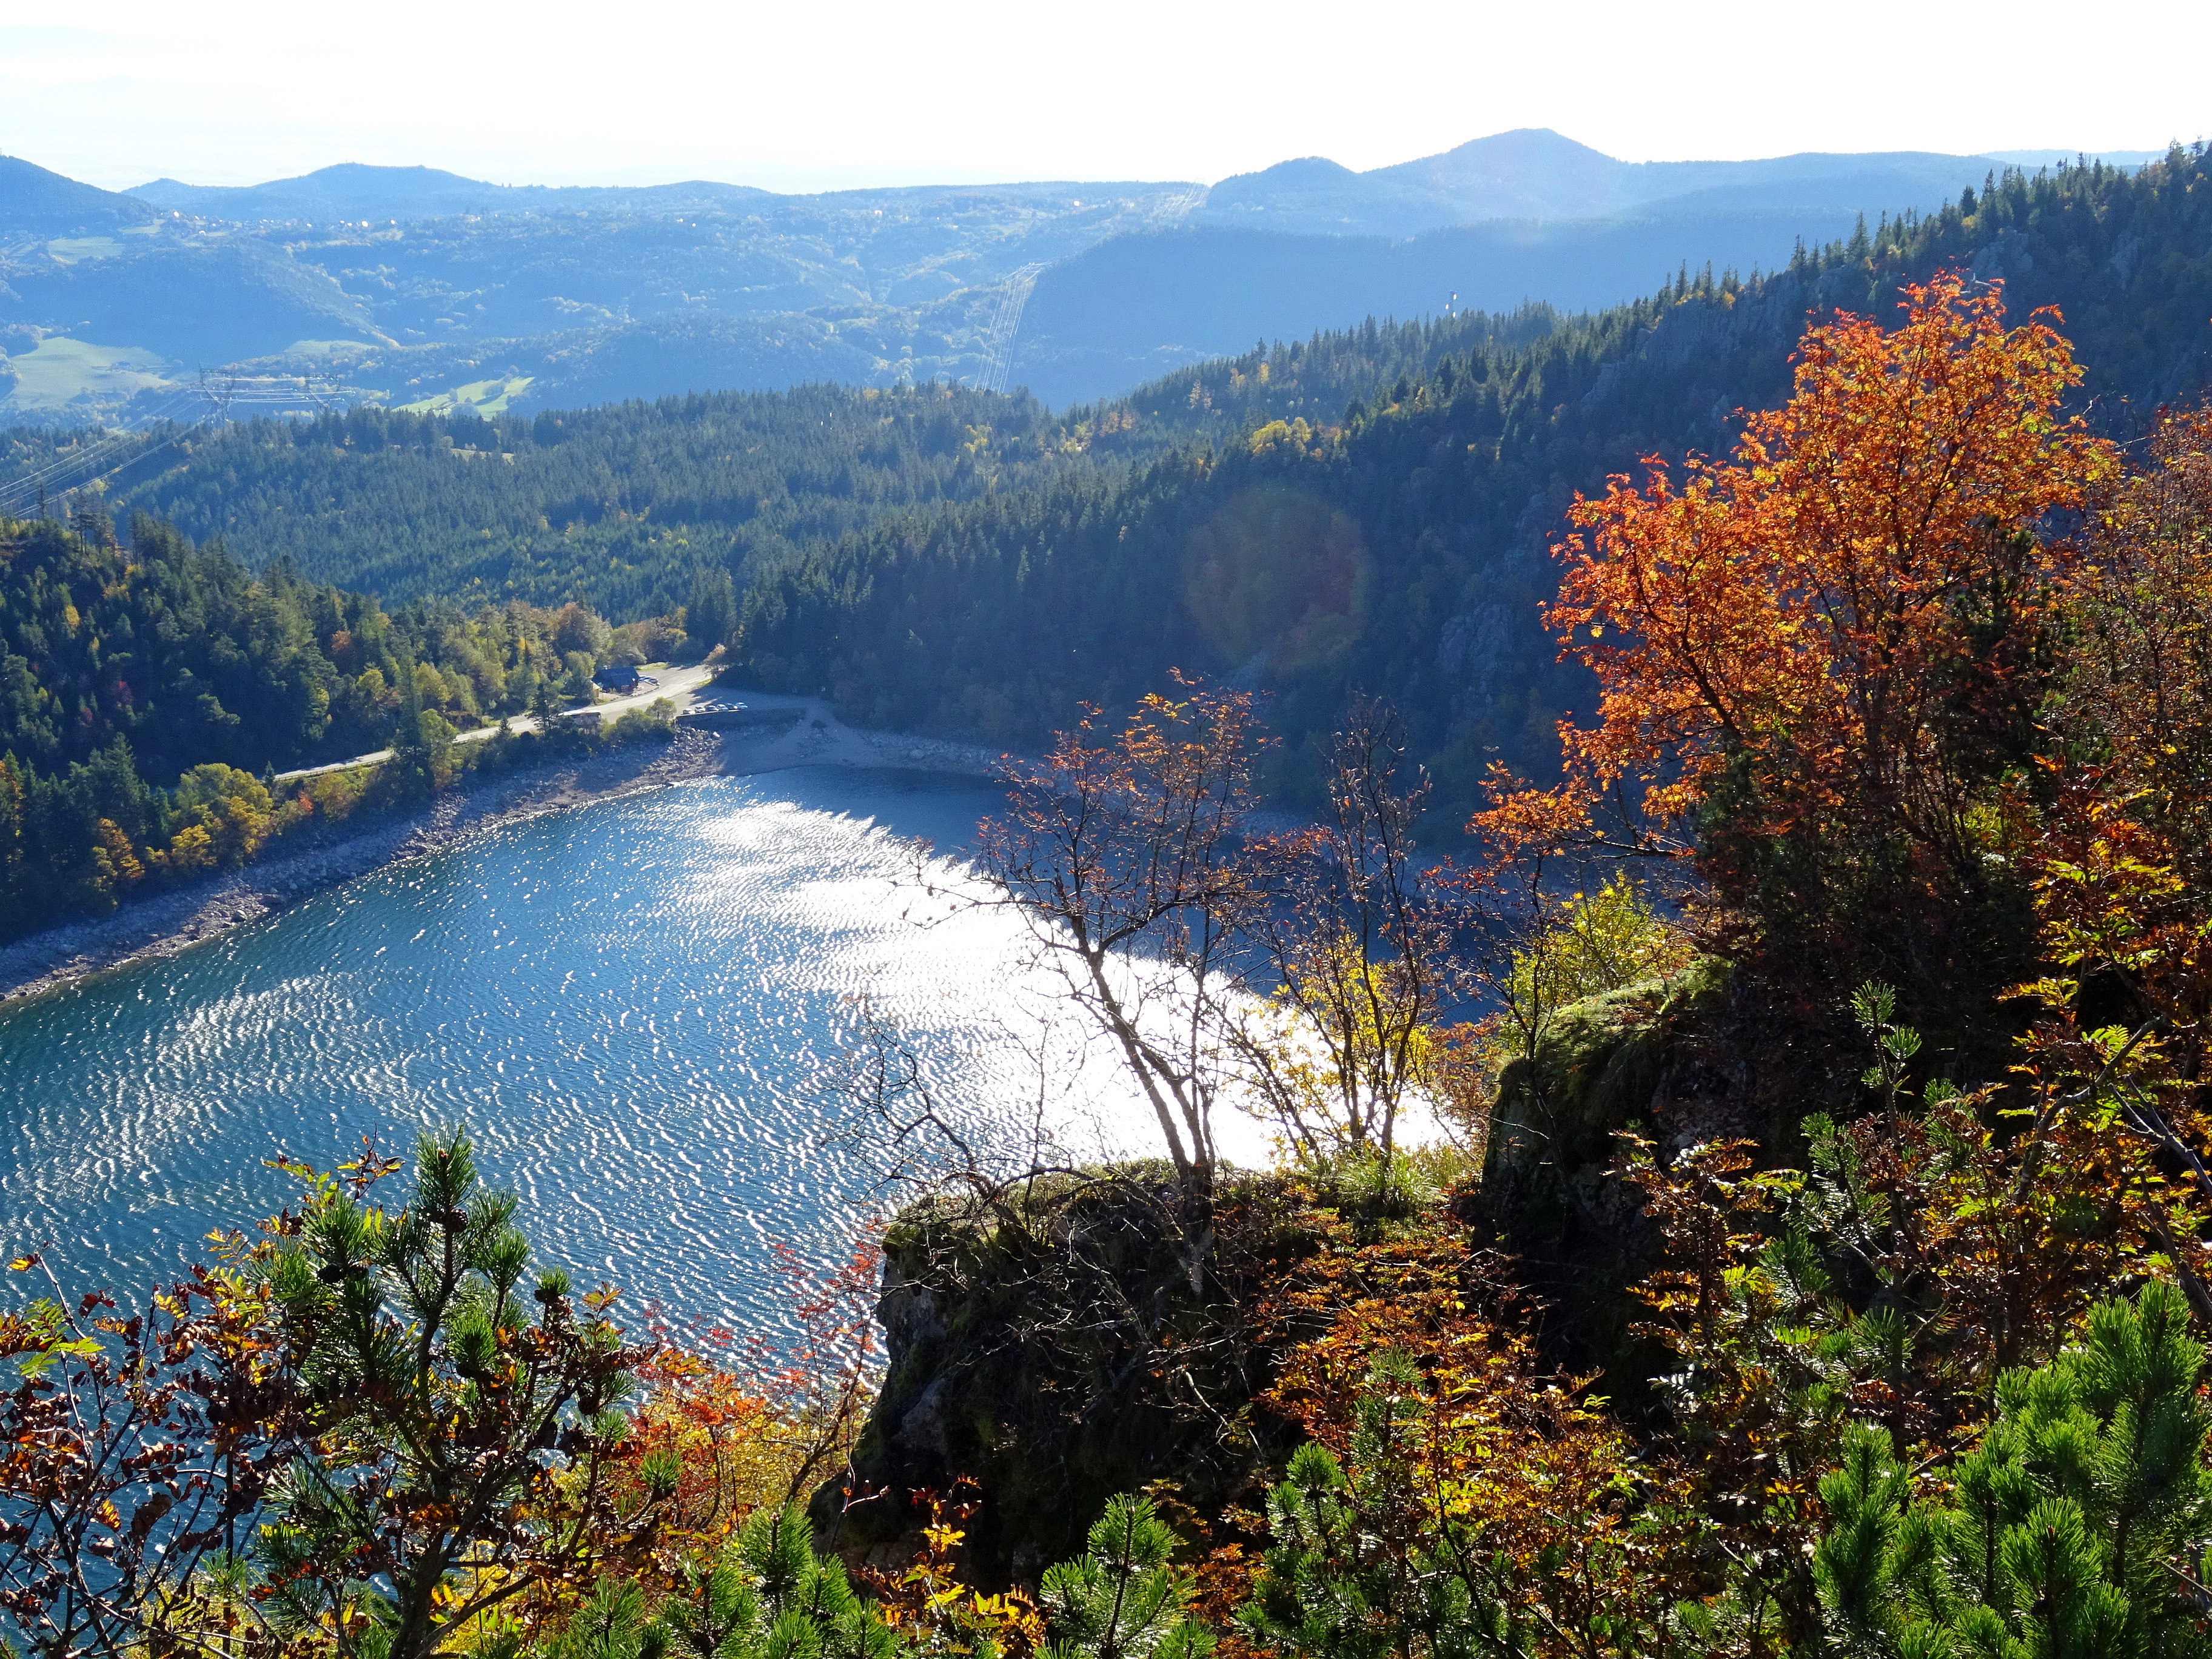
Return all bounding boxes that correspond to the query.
[1038,1494,1213,1659]
[1815,1281,2212,1658]
[686,567,738,655]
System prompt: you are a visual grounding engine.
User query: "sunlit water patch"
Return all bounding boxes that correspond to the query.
[0,768,1257,1342]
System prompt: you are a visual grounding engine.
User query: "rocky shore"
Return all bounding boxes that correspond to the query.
[0,730,742,1008]
[0,699,1011,1011]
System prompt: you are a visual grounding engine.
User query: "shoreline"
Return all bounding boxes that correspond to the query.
[0,695,1008,1011]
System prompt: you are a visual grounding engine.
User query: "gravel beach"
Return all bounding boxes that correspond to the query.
[0,698,1008,1009]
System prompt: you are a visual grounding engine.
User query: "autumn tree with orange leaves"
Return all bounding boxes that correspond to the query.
[1481,272,2117,1009]
[2034,403,2212,1050]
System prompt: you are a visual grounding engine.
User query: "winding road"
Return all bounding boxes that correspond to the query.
[272,662,720,783]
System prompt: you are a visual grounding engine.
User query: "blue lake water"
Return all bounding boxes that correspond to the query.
[0,767,1146,1343]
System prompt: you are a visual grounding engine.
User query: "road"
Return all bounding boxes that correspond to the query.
[272,662,720,783]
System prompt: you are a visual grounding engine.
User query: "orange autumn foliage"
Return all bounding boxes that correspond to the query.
[1999,403,2212,1321]
[1480,272,2117,903]
[2034,404,2212,1033]
[620,1235,885,1565]
[1248,1208,1710,1657]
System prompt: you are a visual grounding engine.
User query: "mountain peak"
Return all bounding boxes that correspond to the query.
[128,163,520,221]
[284,162,483,187]
[1207,155,1358,192]
[0,153,161,235]
[1413,127,1615,166]
[1368,129,1632,219]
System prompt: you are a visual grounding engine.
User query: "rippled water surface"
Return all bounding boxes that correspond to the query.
[0,768,1160,1335]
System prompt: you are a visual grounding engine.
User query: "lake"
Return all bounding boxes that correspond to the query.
[0,767,1241,1342]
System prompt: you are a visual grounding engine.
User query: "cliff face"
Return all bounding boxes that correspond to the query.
[817,968,1862,1583]
[812,1170,1316,1587]
[1469,954,1904,1389]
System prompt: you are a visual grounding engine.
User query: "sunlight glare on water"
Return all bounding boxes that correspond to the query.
[0,768,1259,1344]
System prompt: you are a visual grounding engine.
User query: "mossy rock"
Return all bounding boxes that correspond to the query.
[1472,956,1743,1377]
[1486,958,1732,1199]
[814,1167,1310,1588]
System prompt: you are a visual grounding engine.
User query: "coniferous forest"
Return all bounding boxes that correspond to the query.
[1,146,2205,1017]
[4,139,2212,1659]
[12,150,2196,836]
[737,149,2212,820]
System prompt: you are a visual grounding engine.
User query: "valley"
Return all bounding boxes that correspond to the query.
[6,79,2212,1658]
[2,130,2153,421]
[0,149,2198,882]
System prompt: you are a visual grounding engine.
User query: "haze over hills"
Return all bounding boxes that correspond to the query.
[0,155,161,238]
[113,131,2167,236]
[1191,128,2033,236]
[1010,204,1936,407]
[126,163,776,223]
[0,132,2163,421]
[120,164,1190,227]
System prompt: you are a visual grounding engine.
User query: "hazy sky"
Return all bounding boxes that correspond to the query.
[2,0,2205,193]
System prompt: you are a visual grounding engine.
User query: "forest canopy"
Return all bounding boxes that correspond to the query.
[0,504,655,939]
[1,149,2207,945]
[10,151,2204,845]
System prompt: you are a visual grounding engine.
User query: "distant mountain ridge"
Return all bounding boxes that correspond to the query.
[101,132,2162,236]
[7,133,2156,244]
[0,154,160,237]
[1010,210,1879,406]
[126,163,776,223]
[118,164,1181,227]
[0,133,2176,421]
[1191,127,2113,238]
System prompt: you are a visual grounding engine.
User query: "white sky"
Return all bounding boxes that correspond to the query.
[1,0,2205,194]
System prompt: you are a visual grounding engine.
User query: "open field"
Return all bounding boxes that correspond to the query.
[0,335,176,412]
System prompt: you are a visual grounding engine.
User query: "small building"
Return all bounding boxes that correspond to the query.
[594,662,644,694]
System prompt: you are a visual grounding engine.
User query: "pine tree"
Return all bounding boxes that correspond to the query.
[1038,1494,1212,1659]
[686,568,737,657]
[255,1130,668,1659]
[1238,1355,1541,1659]
[1814,1280,2212,1657]
[651,1504,903,1659]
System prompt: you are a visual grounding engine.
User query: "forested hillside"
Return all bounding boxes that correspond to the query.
[0,297,1840,627]
[7,150,2206,842]
[1,330,1507,614]
[1011,204,1944,405]
[0,505,646,938]
[740,147,2212,825]
[5,384,1102,617]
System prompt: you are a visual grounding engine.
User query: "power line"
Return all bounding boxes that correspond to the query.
[0,389,202,515]
[973,262,1046,395]
[0,367,363,518]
